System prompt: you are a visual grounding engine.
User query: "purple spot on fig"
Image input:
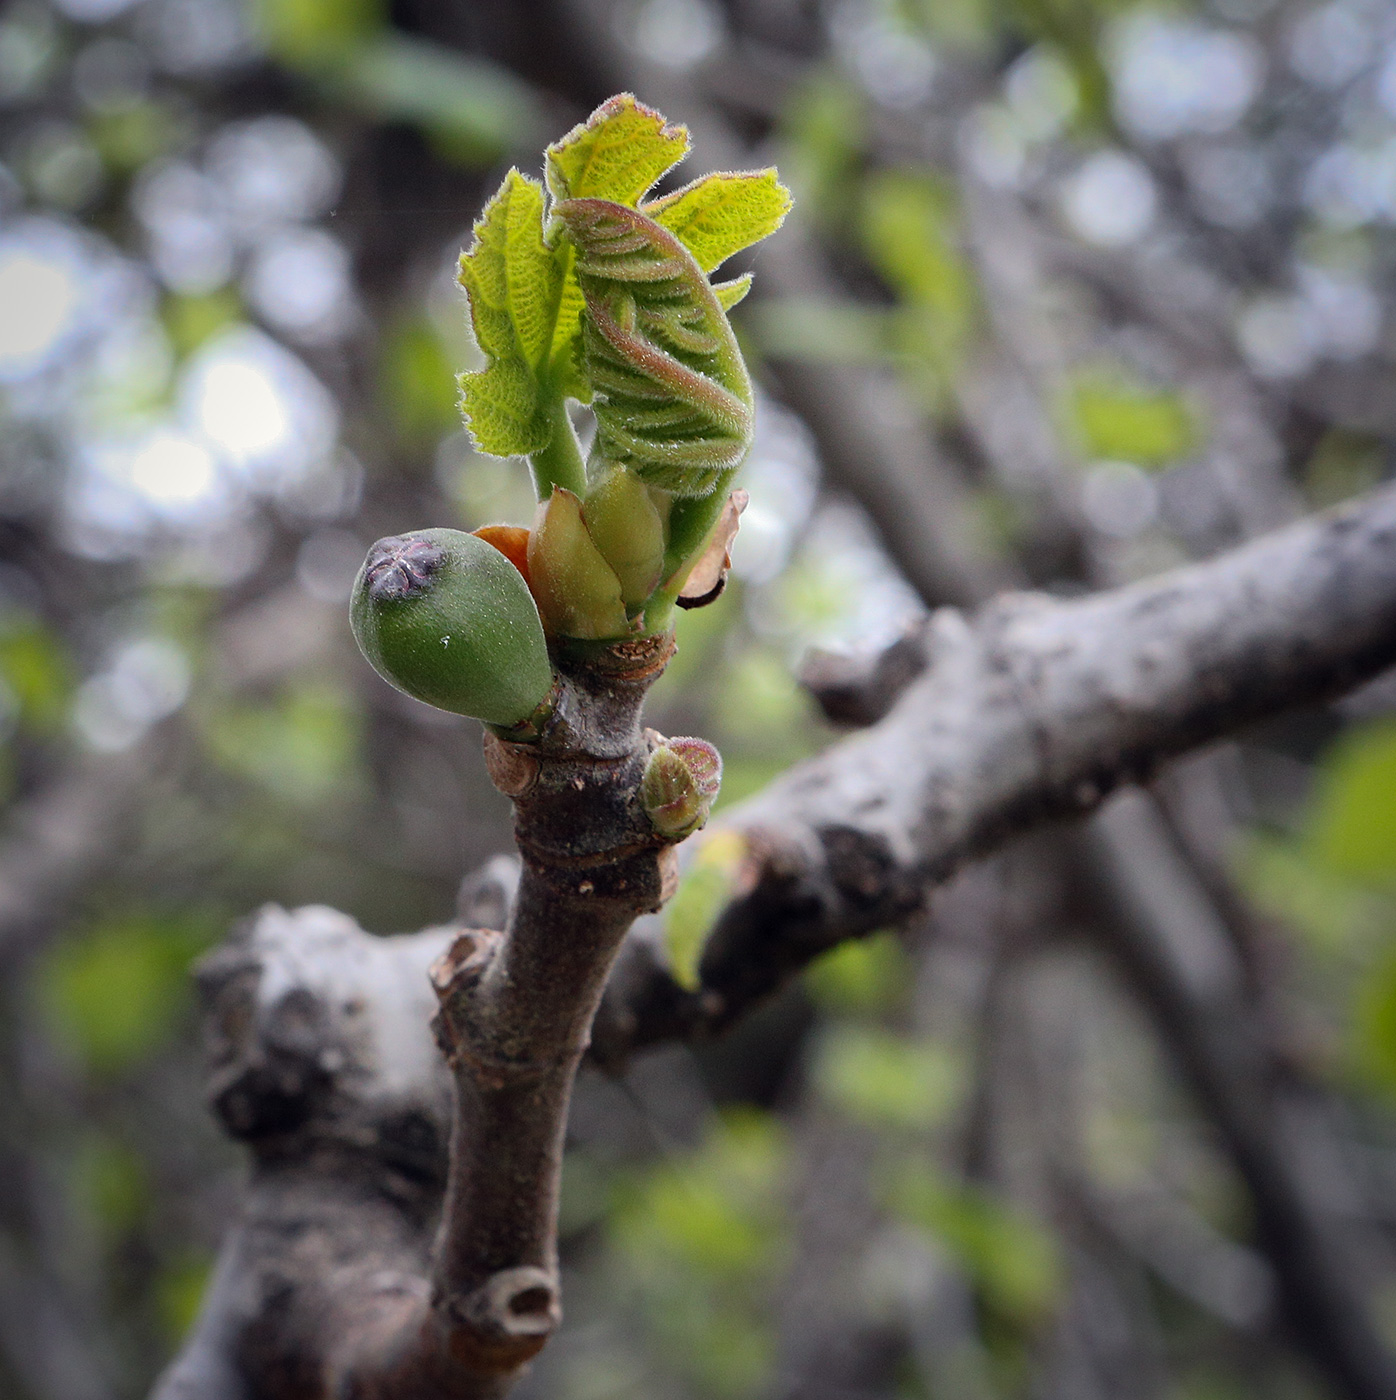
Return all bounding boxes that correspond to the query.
[363,535,445,601]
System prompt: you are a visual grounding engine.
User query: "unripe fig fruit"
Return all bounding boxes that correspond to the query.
[350,529,554,729]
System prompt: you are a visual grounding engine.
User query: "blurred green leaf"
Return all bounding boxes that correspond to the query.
[72,1134,149,1239]
[0,608,73,734]
[162,289,242,359]
[157,1252,212,1346]
[745,297,894,366]
[813,1025,961,1131]
[806,932,911,1017]
[1064,370,1197,467]
[1305,429,1385,509]
[618,1116,782,1279]
[382,314,460,444]
[337,35,542,164]
[779,70,866,226]
[1235,832,1381,953]
[861,170,973,321]
[253,0,384,66]
[770,556,861,640]
[1306,720,1396,887]
[888,1167,1061,1322]
[1172,1368,1253,1400]
[1353,948,1396,1097]
[206,681,362,803]
[714,648,817,751]
[1001,2,1114,129]
[897,0,997,47]
[253,0,541,164]
[664,829,748,991]
[612,1110,788,1398]
[38,912,212,1075]
[860,169,977,405]
[88,100,184,174]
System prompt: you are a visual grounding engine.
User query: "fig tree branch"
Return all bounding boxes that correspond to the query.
[595,481,1396,1059]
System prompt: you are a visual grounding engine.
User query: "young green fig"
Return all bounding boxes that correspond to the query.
[350,528,555,730]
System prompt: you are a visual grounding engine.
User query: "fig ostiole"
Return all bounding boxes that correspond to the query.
[350,528,555,732]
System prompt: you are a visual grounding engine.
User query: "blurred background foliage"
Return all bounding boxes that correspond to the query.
[1,0,1396,1396]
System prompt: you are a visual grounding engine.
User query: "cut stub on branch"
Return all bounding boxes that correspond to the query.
[676,488,748,609]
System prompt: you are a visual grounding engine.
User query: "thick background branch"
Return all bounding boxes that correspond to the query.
[596,481,1396,1057]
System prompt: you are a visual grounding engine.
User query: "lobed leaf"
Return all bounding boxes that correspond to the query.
[541,96,693,400]
[457,169,563,456]
[644,169,792,273]
[554,197,754,497]
[545,92,690,211]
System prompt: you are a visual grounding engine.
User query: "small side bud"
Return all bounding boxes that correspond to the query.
[641,736,722,839]
[527,488,630,640]
[583,465,668,608]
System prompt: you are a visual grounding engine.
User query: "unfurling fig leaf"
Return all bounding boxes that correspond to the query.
[541,96,692,404]
[527,488,629,640]
[641,735,722,839]
[350,529,554,730]
[457,170,564,458]
[554,198,754,498]
[583,466,669,608]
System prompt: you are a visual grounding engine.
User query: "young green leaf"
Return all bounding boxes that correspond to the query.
[542,95,693,405]
[457,169,563,457]
[713,273,754,311]
[544,92,690,210]
[554,197,754,498]
[644,169,792,273]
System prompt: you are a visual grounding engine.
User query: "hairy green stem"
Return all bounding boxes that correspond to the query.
[527,396,587,501]
[660,476,736,578]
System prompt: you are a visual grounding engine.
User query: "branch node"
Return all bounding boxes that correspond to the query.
[482,733,541,798]
[430,928,502,1070]
[429,927,501,998]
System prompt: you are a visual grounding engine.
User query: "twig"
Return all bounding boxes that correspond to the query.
[157,638,683,1399]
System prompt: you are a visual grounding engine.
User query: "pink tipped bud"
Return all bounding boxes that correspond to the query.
[641,735,722,839]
